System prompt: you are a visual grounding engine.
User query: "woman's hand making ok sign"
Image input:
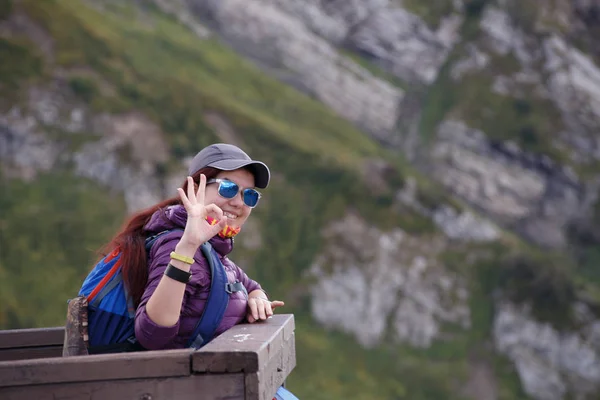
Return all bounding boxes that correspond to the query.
[176,175,228,250]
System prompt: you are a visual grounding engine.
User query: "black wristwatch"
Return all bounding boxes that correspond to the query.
[164,264,192,283]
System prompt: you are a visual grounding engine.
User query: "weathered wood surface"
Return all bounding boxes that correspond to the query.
[0,373,246,400]
[195,314,296,400]
[62,295,90,357]
[0,327,64,348]
[0,327,64,362]
[0,314,296,400]
[0,349,194,387]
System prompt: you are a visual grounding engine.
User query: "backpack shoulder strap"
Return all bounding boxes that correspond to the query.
[187,241,230,349]
[145,228,184,253]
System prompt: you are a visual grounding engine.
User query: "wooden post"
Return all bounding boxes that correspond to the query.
[0,314,296,400]
[194,314,296,399]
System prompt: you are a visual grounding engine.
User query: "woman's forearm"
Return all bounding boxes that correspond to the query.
[145,242,196,327]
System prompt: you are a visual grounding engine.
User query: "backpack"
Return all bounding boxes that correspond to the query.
[76,229,243,353]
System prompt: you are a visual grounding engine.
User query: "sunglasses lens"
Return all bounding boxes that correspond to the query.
[218,180,239,199]
[243,189,260,207]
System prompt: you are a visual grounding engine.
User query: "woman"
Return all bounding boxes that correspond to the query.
[101,143,284,350]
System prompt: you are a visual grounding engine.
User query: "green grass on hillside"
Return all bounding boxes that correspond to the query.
[400,0,455,30]
[290,314,469,400]
[21,0,383,169]
[419,44,568,164]
[0,36,45,101]
[0,170,126,328]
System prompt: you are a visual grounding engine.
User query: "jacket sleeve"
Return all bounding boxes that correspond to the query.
[134,235,209,350]
[228,258,263,295]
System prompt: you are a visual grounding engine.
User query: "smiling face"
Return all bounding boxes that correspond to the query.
[204,168,256,228]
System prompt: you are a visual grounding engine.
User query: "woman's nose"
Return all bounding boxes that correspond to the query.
[229,191,244,206]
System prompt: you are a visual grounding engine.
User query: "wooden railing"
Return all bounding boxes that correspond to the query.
[0,314,296,400]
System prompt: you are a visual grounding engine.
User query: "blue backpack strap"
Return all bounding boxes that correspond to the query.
[90,271,124,309]
[145,228,184,252]
[187,242,230,349]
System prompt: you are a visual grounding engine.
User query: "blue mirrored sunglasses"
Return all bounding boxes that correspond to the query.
[206,178,262,208]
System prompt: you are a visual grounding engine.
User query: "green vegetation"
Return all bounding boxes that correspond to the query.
[341,49,409,90]
[419,43,568,164]
[419,57,458,142]
[0,170,126,328]
[0,0,13,21]
[68,76,100,104]
[401,0,455,30]
[0,37,45,97]
[292,314,469,400]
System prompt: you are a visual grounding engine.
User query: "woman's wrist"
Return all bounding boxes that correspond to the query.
[169,242,197,272]
[248,290,268,301]
[174,242,197,258]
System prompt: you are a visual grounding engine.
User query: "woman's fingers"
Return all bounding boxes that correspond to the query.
[177,188,193,210]
[247,300,284,323]
[186,176,197,203]
[204,204,225,224]
[257,301,267,320]
[196,174,206,205]
[265,301,273,317]
[248,298,259,321]
[270,300,285,310]
[204,203,224,219]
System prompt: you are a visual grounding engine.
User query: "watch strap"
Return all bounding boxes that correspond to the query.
[164,263,192,283]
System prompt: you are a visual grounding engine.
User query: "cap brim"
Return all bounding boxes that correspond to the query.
[209,159,270,188]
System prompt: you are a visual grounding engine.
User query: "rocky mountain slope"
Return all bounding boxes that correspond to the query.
[1,0,600,399]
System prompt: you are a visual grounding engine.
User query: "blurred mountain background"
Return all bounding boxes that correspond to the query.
[1,0,600,399]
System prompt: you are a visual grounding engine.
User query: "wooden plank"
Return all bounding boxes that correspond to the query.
[0,372,245,400]
[0,327,64,349]
[0,346,63,362]
[0,349,194,388]
[192,314,294,374]
[246,331,296,400]
[260,331,296,399]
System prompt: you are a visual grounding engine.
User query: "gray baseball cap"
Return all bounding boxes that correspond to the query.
[188,143,270,188]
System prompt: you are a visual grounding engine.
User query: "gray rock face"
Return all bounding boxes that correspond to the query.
[494,302,600,400]
[432,205,500,242]
[543,35,600,163]
[348,7,461,84]
[0,108,62,180]
[191,0,403,142]
[396,176,500,242]
[0,82,169,213]
[430,120,583,248]
[309,213,470,348]
[474,6,600,165]
[480,6,533,65]
[451,44,491,81]
[74,112,169,212]
[263,0,462,84]
[264,0,350,43]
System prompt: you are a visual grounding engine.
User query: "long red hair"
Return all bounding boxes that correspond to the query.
[97,167,220,307]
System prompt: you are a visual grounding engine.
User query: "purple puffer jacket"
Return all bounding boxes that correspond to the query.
[134,205,263,350]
